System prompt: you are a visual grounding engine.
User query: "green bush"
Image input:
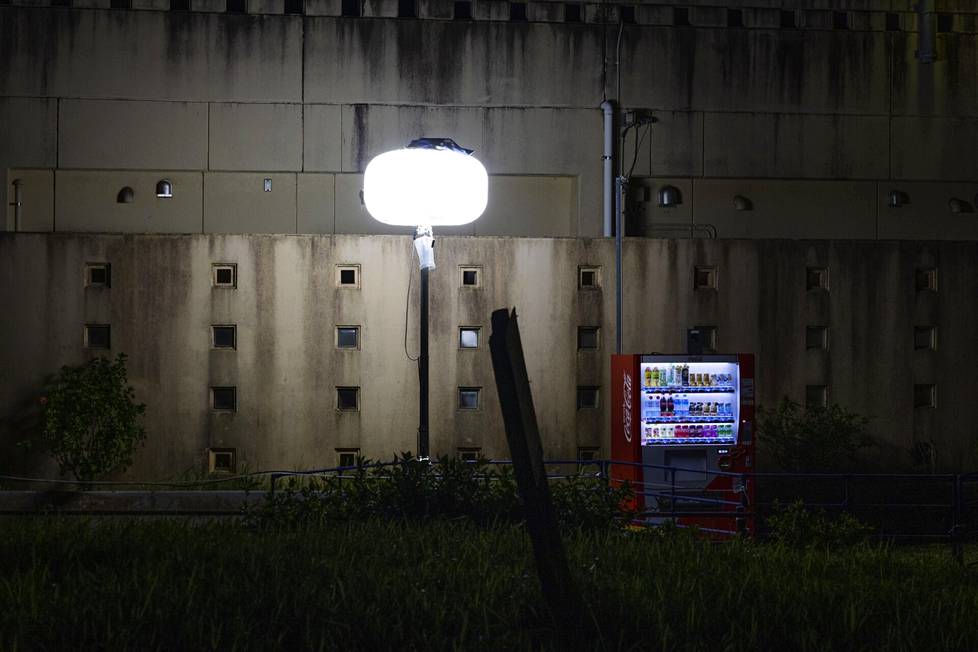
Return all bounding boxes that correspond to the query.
[20,354,146,484]
[245,454,634,531]
[757,397,873,471]
[766,500,875,548]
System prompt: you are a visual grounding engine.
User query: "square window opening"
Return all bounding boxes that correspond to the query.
[337,387,359,411]
[458,447,481,462]
[915,268,938,292]
[780,9,795,28]
[806,326,829,351]
[458,387,481,410]
[85,324,111,350]
[337,326,360,349]
[50,0,72,6]
[459,327,480,349]
[619,5,634,23]
[673,6,689,26]
[806,267,829,291]
[397,0,415,17]
[110,0,130,8]
[337,265,360,288]
[460,266,482,287]
[211,386,237,411]
[914,384,936,409]
[213,264,237,288]
[577,386,599,410]
[727,8,743,27]
[285,0,304,13]
[453,0,471,20]
[212,325,237,349]
[805,385,828,409]
[694,325,718,354]
[209,448,236,474]
[564,3,581,22]
[341,0,361,16]
[577,446,600,472]
[937,13,952,33]
[86,263,111,288]
[509,1,526,21]
[336,448,360,468]
[170,0,189,10]
[885,12,900,31]
[693,265,717,291]
[579,266,600,289]
[832,11,848,30]
[914,326,937,351]
[577,327,599,350]
[227,0,246,12]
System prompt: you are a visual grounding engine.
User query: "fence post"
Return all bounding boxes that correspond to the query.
[952,474,964,565]
[736,473,748,536]
[842,475,851,511]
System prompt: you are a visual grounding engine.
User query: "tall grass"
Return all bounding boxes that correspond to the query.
[1,518,976,651]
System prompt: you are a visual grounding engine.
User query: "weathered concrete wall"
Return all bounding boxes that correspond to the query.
[2,233,975,479]
[3,6,978,238]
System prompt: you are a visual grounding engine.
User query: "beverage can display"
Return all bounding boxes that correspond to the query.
[644,367,652,388]
[666,396,674,415]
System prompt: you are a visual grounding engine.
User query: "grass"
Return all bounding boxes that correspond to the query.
[1,518,977,651]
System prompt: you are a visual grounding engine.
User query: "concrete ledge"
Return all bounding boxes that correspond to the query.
[0,491,268,514]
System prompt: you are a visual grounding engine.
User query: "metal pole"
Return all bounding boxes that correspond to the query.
[615,175,625,355]
[419,265,430,460]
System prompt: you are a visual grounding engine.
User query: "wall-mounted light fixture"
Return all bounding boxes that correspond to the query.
[263,178,272,192]
[732,194,753,211]
[117,186,134,204]
[156,179,173,198]
[657,185,681,208]
[887,190,907,208]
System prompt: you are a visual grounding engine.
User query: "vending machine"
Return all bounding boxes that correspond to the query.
[611,354,755,536]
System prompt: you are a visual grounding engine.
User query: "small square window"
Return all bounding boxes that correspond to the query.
[806,267,829,291]
[212,325,237,349]
[337,387,359,411]
[341,0,360,16]
[673,6,689,26]
[914,326,937,351]
[85,263,111,288]
[693,266,718,290]
[577,327,599,350]
[780,9,795,28]
[458,447,481,462]
[694,325,718,354]
[805,385,828,409]
[576,386,599,409]
[453,0,471,20]
[579,266,600,289]
[208,448,236,474]
[397,0,415,17]
[459,327,480,349]
[460,266,482,287]
[806,326,828,351]
[915,268,938,292]
[727,8,743,27]
[337,326,360,349]
[509,1,526,21]
[213,264,237,288]
[211,386,237,411]
[337,265,360,288]
[619,5,634,23]
[937,13,952,33]
[110,0,131,7]
[285,0,304,14]
[564,3,581,22]
[832,11,848,30]
[578,447,598,461]
[336,448,360,468]
[885,12,900,31]
[227,0,246,12]
[85,324,111,350]
[170,0,188,10]
[914,384,936,409]
[458,387,481,410]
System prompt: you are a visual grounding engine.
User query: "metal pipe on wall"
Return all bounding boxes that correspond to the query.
[600,100,615,238]
[10,179,22,232]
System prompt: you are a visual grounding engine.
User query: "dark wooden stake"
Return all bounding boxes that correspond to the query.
[489,308,589,638]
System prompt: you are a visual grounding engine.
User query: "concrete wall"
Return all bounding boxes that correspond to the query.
[2,233,976,478]
[3,5,978,238]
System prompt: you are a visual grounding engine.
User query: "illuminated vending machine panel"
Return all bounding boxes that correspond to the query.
[639,356,741,447]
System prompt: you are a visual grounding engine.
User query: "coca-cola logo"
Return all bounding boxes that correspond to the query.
[622,371,632,443]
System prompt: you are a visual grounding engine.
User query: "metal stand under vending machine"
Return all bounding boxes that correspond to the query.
[611,353,755,536]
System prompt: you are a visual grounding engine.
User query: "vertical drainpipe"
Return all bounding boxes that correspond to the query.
[10,179,22,232]
[916,0,936,63]
[600,101,615,238]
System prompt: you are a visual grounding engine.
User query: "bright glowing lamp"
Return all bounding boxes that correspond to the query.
[362,138,488,461]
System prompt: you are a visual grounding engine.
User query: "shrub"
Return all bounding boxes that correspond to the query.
[766,500,875,548]
[20,354,146,485]
[757,397,873,471]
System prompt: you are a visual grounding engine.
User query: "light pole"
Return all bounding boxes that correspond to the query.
[363,138,489,460]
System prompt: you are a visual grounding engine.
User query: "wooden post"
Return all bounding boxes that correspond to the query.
[489,308,588,636]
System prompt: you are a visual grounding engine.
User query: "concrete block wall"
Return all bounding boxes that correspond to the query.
[2,233,975,479]
[2,6,978,239]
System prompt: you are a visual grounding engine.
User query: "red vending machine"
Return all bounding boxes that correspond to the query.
[611,354,755,536]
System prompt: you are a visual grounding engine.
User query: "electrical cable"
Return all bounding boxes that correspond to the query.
[403,261,419,362]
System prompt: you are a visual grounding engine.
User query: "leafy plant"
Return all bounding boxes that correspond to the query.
[766,500,875,548]
[757,397,873,471]
[20,354,146,485]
